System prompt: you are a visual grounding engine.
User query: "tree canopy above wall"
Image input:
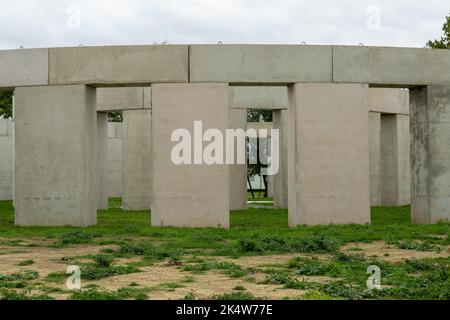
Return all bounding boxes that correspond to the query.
[427,14,450,49]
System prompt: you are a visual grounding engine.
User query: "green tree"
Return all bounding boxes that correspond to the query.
[247,110,272,122]
[0,90,13,119]
[108,111,123,122]
[427,14,450,49]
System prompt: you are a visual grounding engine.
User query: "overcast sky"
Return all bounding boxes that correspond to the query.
[0,0,448,50]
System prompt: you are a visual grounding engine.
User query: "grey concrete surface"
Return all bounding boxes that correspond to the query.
[122,110,152,211]
[49,45,189,85]
[14,85,97,226]
[288,83,371,226]
[410,86,450,224]
[151,83,230,228]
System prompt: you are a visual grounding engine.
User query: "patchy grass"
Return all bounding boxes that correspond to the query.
[0,199,449,300]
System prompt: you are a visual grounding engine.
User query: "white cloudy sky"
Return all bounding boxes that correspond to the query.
[0,0,448,49]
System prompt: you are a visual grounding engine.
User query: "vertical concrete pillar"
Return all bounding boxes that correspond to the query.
[369,112,381,206]
[288,83,370,226]
[380,114,410,206]
[14,85,97,226]
[0,119,13,200]
[410,86,450,224]
[97,112,109,210]
[151,83,230,228]
[107,122,124,198]
[229,109,247,210]
[273,110,288,208]
[122,110,152,210]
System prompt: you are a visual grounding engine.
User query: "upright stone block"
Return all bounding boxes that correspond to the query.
[151,83,230,228]
[107,122,124,198]
[380,114,411,206]
[369,112,381,206]
[14,85,97,226]
[273,110,288,208]
[288,83,370,226]
[122,110,152,211]
[229,109,247,210]
[0,119,13,200]
[97,112,109,210]
[410,86,450,224]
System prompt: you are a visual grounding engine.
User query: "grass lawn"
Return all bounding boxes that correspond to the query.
[0,198,449,300]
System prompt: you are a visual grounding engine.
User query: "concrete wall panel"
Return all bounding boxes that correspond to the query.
[410,86,450,224]
[288,83,370,226]
[190,45,332,84]
[49,45,188,85]
[333,46,450,87]
[151,83,230,228]
[0,48,48,88]
[122,110,152,211]
[14,85,97,226]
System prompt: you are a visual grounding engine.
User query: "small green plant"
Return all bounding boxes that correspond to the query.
[93,255,114,268]
[17,259,35,266]
[398,242,441,252]
[233,285,246,291]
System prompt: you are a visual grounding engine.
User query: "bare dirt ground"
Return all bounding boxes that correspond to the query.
[0,238,449,300]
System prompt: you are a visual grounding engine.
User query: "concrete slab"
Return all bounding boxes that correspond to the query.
[288,83,370,226]
[369,88,409,115]
[97,113,109,210]
[380,114,411,206]
[273,110,288,208]
[410,86,450,224]
[0,48,48,88]
[151,83,230,228]
[230,87,288,110]
[122,110,152,211]
[229,109,247,210]
[333,46,450,87]
[97,87,147,111]
[14,85,97,226]
[190,45,332,84]
[369,112,381,206]
[49,45,188,85]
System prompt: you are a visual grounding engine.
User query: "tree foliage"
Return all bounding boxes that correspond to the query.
[247,110,272,122]
[0,90,13,119]
[427,14,450,49]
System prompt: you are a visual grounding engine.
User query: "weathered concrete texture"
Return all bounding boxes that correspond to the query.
[97,87,151,112]
[107,122,124,198]
[0,119,13,200]
[380,114,411,206]
[410,86,450,224]
[97,113,109,210]
[369,112,381,206]
[369,88,409,115]
[122,110,152,211]
[333,46,450,87]
[229,109,247,210]
[0,48,48,88]
[273,110,288,208]
[230,87,288,110]
[14,85,97,226]
[49,45,188,85]
[151,83,230,228]
[288,83,370,226]
[190,45,332,84]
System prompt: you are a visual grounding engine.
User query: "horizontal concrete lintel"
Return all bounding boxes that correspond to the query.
[230,86,288,110]
[190,45,333,84]
[0,48,48,88]
[49,45,189,85]
[97,87,151,111]
[1,44,450,87]
[333,46,450,86]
